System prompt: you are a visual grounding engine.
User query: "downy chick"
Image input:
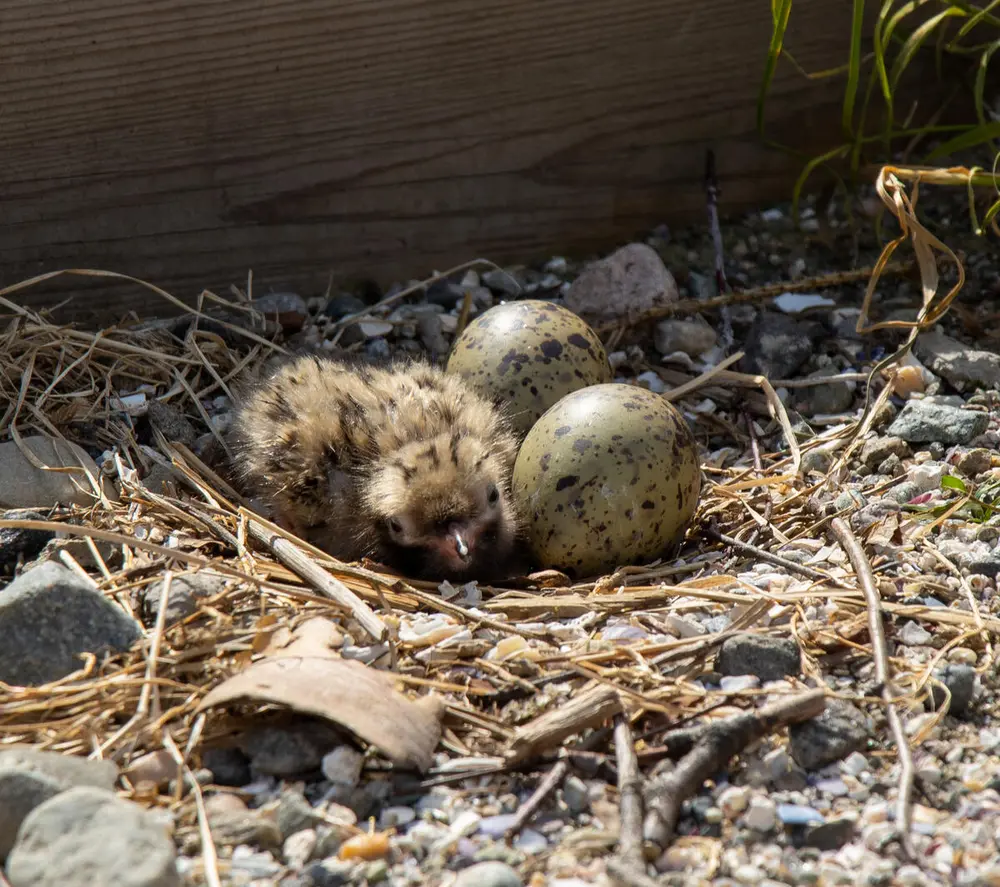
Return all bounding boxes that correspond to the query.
[230,353,522,581]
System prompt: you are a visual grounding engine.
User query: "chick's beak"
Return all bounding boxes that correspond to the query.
[449,523,474,563]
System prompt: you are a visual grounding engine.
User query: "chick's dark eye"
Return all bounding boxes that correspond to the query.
[387,518,403,535]
[487,484,500,506]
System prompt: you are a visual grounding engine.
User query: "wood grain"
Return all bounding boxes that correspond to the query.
[1,0,863,321]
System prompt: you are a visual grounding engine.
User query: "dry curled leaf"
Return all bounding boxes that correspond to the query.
[197,617,443,772]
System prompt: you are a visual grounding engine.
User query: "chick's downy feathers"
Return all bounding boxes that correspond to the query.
[230,354,522,580]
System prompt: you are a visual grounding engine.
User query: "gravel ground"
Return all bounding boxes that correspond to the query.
[4,168,1000,887]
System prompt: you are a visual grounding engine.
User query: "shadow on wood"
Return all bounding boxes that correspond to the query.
[2,0,864,321]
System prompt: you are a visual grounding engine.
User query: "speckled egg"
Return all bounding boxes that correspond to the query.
[446,299,612,436]
[512,383,701,577]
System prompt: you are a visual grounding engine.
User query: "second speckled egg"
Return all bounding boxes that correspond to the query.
[512,383,702,577]
[445,299,612,436]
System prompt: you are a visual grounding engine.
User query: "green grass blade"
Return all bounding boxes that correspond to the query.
[842,0,868,137]
[890,8,967,90]
[791,144,851,222]
[757,0,794,136]
[925,120,1000,159]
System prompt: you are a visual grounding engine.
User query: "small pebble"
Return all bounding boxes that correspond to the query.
[743,796,777,832]
[898,621,932,646]
[454,861,523,887]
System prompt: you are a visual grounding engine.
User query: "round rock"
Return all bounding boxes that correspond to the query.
[454,861,522,887]
[6,786,179,887]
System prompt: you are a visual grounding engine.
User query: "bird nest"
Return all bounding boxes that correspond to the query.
[0,166,992,878]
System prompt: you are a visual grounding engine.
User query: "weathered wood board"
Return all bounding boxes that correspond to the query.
[2,0,868,321]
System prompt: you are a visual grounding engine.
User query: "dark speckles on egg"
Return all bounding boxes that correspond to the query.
[446,299,613,435]
[512,382,702,577]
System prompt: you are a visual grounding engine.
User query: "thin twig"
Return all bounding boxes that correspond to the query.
[245,516,387,642]
[703,526,847,586]
[705,148,734,351]
[505,758,569,839]
[613,715,645,869]
[828,517,916,859]
[642,689,825,852]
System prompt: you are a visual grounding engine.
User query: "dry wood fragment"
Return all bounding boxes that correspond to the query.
[613,715,645,870]
[504,758,569,839]
[506,683,622,764]
[245,516,387,642]
[642,689,825,853]
[828,517,916,859]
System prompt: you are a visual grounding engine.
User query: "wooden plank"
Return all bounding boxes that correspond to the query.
[1,0,864,322]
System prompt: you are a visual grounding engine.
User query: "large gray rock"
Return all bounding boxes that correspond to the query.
[6,786,179,887]
[564,243,679,324]
[888,399,989,445]
[0,436,115,509]
[0,561,142,685]
[914,328,1000,392]
[0,747,118,859]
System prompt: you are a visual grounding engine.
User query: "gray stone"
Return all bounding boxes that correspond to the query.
[887,481,922,505]
[965,555,1000,579]
[145,402,198,449]
[0,436,115,509]
[789,700,870,770]
[309,858,356,887]
[740,312,819,380]
[0,512,53,574]
[931,663,976,717]
[0,747,118,859]
[140,570,228,627]
[417,313,449,358]
[277,792,323,840]
[876,454,903,478]
[717,634,801,682]
[205,807,282,850]
[239,722,343,778]
[564,243,679,324]
[914,328,1000,392]
[793,367,855,416]
[859,436,910,469]
[0,562,142,686]
[454,861,523,887]
[481,269,522,297]
[888,400,989,445]
[849,498,901,534]
[323,294,367,320]
[560,775,590,815]
[654,318,717,357]
[200,748,251,787]
[955,448,994,478]
[6,786,179,887]
[801,818,855,851]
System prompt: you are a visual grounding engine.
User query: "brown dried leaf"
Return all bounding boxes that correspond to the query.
[197,617,443,772]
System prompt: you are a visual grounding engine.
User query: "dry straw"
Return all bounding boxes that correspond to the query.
[0,171,988,870]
